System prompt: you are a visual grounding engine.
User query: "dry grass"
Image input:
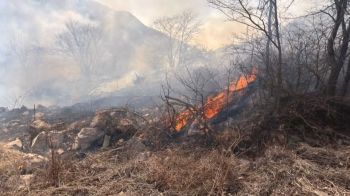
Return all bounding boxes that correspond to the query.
[1,141,347,196]
[0,143,29,192]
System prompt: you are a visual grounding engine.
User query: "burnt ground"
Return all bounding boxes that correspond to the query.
[0,94,350,195]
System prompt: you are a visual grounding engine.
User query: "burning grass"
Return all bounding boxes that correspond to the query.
[168,68,258,132]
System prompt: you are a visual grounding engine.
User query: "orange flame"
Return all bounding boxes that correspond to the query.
[172,68,257,131]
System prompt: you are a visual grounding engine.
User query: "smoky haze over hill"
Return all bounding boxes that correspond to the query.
[0,0,317,110]
[0,0,198,108]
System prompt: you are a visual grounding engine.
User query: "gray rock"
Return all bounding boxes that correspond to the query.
[125,137,147,154]
[90,111,113,129]
[5,174,34,190]
[31,131,48,154]
[5,137,22,151]
[136,151,151,162]
[36,104,49,112]
[102,135,111,148]
[72,128,104,150]
[48,131,64,149]
[0,107,8,113]
[48,104,61,111]
[29,119,51,139]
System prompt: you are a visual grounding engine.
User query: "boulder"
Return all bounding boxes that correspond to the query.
[36,104,49,112]
[102,135,111,148]
[52,122,66,131]
[57,149,65,155]
[136,151,151,162]
[91,110,118,135]
[5,138,23,151]
[34,112,45,119]
[20,105,28,111]
[23,153,47,163]
[117,118,137,135]
[48,131,64,149]
[5,174,34,190]
[124,137,147,154]
[72,128,104,150]
[31,131,48,154]
[29,119,51,139]
[48,104,61,111]
[67,120,91,133]
[0,107,8,113]
[90,110,113,129]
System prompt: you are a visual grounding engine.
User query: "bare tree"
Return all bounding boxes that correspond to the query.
[208,0,285,111]
[152,11,202,69]
[5,34,45,68]
[325,0,350,96]
[55,20,106,79]
[161,65,217,133]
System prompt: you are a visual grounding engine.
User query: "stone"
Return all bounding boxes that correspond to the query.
[23,153,47,163]
[57,149,65,155]
[136,151,151,162]
[29,119,51,139]
[48,104,61,111]
[124,137,147,154]
[117,118,137,137]
[34,112,45,119]
[48,131,64,149]
[36,104,49,112]
[5,138,23,151]
[90,111,112,128]
[31,131,48,154]
[67,120,91,133]
[90,110,117,135]
[102,135,111,148]
[20,105,27,111]
[52,122,66,131]
[72,128,104,150]
[117,139,124,146]
[5,174,34,190]
[0,107,8,113]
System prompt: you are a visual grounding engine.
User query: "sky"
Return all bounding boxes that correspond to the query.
[94,0,312,50]
[94,0,244,50]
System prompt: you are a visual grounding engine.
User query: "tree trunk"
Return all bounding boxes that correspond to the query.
[266,0,273,96]
[340,58,350,96]
[326,0,348,96]
[273,0,283,112]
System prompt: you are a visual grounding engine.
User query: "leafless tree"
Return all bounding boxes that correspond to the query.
[55,20,106,80]
[152,11,202,69]
[324,0,350,96]
[161,65,217,134]
[5,34,45,68]
[208,0,285,111]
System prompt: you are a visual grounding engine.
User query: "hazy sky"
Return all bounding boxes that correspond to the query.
[94,0,312,50]
[94,0,244,50]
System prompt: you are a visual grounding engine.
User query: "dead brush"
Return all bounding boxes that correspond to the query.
[144,149,242,195]
[31,137,78,188]
[0,143,23,186]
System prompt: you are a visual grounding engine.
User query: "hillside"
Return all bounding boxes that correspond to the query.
[0,0,167,107]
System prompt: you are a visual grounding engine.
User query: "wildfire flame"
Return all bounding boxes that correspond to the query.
[172,68,258,131]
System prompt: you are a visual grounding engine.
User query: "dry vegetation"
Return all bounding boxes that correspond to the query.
[0,95,349,196]
[0,144,24,188]
[1,142,349,195]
